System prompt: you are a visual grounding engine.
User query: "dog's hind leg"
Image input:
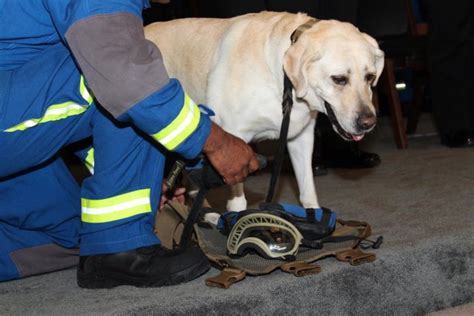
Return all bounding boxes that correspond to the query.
[226,182,247,211]
[287,119,320,208]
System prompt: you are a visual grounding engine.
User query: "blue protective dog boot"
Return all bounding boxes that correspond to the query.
[77,244,210,288]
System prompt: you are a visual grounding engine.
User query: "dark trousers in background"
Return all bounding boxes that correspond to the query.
[422,0,474,136]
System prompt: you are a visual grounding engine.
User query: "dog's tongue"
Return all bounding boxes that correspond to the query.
[352,134,365,141]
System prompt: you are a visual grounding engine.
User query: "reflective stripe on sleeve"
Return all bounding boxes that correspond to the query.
[152,94,201,151]
[4,76,93,132]
[81,189,152,223]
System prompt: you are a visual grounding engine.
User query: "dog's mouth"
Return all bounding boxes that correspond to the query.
[324,101,366,142]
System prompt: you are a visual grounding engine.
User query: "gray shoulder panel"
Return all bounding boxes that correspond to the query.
[66,13,170,117]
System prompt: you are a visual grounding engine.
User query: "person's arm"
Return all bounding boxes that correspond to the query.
[45,0,258,182]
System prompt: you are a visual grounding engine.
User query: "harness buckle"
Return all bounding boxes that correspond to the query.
[205,268,246,289]
[335,248,376,266]
[281,261,321,277]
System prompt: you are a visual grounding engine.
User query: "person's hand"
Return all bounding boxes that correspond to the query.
[160,183,186,209]
[203,123,259,185]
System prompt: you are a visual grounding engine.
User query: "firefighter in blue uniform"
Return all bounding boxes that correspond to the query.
[0,0,259,288]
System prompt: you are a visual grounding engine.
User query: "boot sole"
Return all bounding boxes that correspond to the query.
[77,256,210,289]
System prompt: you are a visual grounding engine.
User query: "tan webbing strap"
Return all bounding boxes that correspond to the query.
[290,19,319,44]
[155,201,191,249]
[205,268,246,289]
[335,248,376,266]
[337,219,372,241]
[280,261,321,277]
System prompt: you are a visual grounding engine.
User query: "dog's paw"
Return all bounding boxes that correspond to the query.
[226,195,248,212]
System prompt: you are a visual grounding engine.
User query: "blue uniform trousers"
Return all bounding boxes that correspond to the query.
[0,43,163,281]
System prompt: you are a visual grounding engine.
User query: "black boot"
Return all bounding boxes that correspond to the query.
[77,245,210,289]
[313,115,381,171]
[324,142,381,169]
[312,126,329,176]
[440,130,474,148]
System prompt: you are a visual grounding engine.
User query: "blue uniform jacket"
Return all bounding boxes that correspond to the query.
[0,0,211,159]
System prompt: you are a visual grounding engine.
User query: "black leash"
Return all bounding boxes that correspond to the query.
[178,164,210,249]
[265,72,294,203]
[265,18,318,203]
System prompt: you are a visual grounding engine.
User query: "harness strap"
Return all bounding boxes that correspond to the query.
[337,219,372,240]
[265,19,320,203]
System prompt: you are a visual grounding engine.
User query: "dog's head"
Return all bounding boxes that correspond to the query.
[284,20,384,141]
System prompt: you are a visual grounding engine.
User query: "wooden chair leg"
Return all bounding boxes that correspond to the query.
[382,58,408,149]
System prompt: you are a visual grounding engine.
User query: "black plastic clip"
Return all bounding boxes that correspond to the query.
[359,236,383,250]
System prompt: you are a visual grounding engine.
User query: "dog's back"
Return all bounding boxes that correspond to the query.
[145,15,241,104]
[144,12,305,106]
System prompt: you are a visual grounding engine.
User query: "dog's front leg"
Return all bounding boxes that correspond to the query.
[287,119,320,208]
[226,182,247,211]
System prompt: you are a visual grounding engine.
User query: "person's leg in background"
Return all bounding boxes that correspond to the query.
[422,0,474,147]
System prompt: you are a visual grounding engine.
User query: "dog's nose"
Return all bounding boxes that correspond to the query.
[357,112,376,130]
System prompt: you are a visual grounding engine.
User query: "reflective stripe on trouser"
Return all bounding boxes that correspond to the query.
[75,146,95,175]
[81,188,152,224]
[0,44,163,261]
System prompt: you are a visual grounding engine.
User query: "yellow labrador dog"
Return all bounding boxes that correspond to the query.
[145,11,384,211]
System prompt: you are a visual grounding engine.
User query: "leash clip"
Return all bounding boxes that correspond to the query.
[359,236,384,250]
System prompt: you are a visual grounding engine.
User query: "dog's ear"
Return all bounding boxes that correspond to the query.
[283,43,310,98]
[362,33,385,86]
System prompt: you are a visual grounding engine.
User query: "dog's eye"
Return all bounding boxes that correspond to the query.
[365,73,376,84]
[331,76,348,86]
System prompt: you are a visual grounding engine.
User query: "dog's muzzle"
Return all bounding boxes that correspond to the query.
[324,102,375,142]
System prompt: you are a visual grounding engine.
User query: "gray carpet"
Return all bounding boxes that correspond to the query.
[1,132,473,315]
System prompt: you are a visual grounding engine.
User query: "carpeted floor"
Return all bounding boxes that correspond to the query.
[0,122,473,315]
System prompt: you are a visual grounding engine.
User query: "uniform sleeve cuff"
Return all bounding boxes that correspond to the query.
[119,79,212,159]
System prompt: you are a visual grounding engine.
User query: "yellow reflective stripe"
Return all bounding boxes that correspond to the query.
[80,76,94,104]
[165,107,200,150]
[4,76,93,133]
[152,94,201,151]
[81,204,151,224]
[84,148,94,174]
[82,189,150,208]
[81,189,151,224]
[5,102,87,132]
